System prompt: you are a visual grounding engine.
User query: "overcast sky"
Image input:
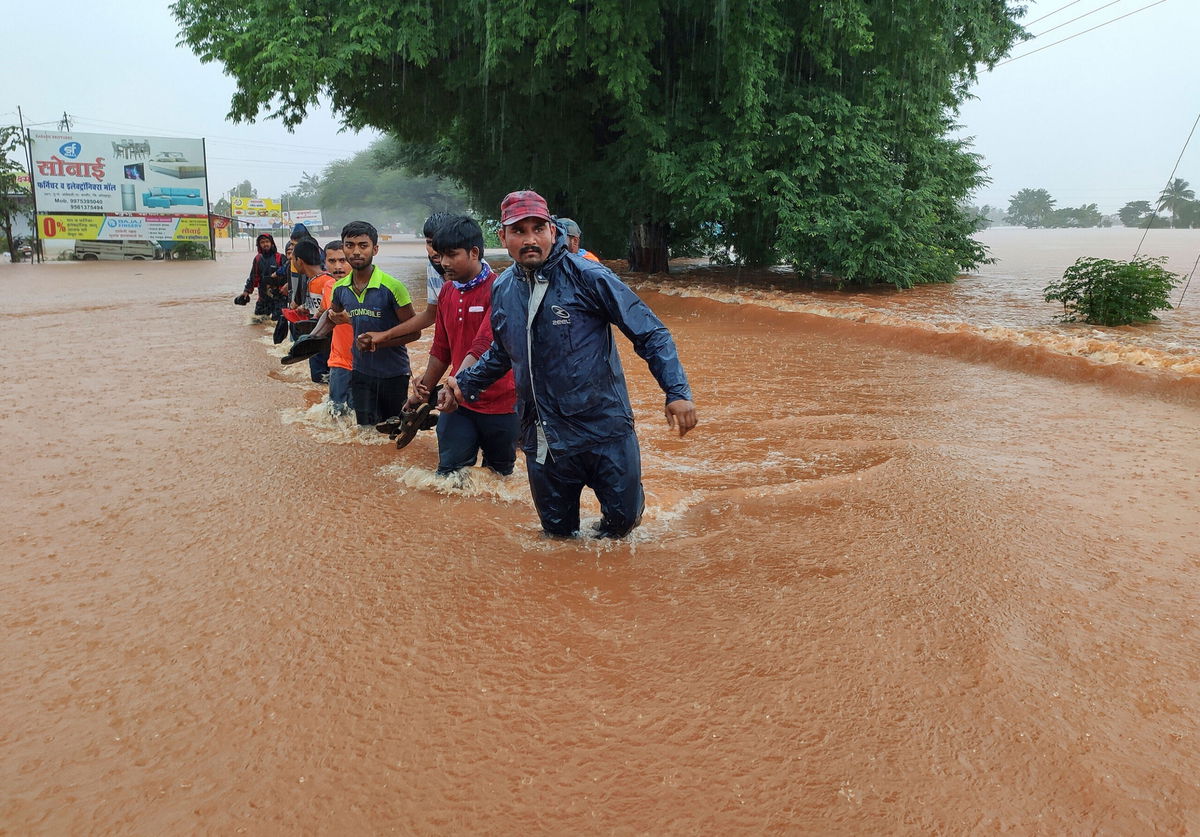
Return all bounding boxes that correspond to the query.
[3,3,380,201]
[956,0,1198,214]
[4,1,1196,214]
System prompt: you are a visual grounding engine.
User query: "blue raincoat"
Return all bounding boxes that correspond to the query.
[456,226,692,537]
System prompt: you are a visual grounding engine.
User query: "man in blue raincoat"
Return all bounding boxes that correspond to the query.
[441,190,697,538]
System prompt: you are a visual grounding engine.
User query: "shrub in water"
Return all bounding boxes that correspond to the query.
[171,241,212,260]
[1043,256,1179,326]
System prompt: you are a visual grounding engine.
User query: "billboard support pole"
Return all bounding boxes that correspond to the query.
[201,138,216,261]
[17,106,42,264]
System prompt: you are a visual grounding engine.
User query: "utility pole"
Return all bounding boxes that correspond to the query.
[18,105,43,263]
[58,112,73,132]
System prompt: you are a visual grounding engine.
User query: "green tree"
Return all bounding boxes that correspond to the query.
[281,171,322,211]
[1118,200,1153,228]
[1156,177,1194,227]
[0,127,33,262]
[229,179,256,198]
[1175,199,1200,229]
[1005,188,1056,228]
[1044,203,1101,228]
[961,204,993,230]
[212,195,231,216]
[174,0,1024,285]
[312,139,469,232]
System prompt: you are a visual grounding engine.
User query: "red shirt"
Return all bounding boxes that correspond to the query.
[430,270,515,414]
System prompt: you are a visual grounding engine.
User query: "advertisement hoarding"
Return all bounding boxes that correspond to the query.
[283,208,323,227]
[30,130,209,242]
[38,214,211,241]
[231,197,282,228]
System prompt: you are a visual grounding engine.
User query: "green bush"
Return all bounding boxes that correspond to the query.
[171,241,212,260]
[1043,256,1179,326]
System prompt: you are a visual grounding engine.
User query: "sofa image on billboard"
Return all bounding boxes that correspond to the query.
[141,187,204,209]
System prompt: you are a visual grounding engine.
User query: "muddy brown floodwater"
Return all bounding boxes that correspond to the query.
[2,235,1198,833]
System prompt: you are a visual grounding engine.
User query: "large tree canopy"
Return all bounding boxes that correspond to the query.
[174,0,1023,286]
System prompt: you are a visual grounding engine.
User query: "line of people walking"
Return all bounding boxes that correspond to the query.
[236,191,697,539]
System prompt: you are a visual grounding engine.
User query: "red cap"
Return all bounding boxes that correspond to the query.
[499,190,552,226]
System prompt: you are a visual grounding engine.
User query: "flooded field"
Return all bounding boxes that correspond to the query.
[1,231,1197,833]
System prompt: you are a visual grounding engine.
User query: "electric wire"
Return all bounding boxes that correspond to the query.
[1134,110,1200,258]
[997,0,1169,66]
[1174,250,1199,308]
[67,114,366,157]
[1025,0,1089,26]
[1030,0,1128,39]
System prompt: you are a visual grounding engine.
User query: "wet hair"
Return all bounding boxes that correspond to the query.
[293,239,322,266]
[432,215,484,257]
[423,212,456,239]
[341,220,378,245]
[324,240,343,252]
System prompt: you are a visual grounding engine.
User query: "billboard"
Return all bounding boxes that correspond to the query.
[30,130,210,241]
[231,197,282,228]
[283,208,323,227]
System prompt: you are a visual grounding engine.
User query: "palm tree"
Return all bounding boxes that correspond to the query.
[1157,178,1195,226]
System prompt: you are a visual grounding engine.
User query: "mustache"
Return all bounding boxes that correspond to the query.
[520,246,542,255]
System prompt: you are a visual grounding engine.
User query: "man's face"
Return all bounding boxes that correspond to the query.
[326,248,349,279]
[425,237,445,276]
[258,239,272,254]
[566,235,581,254]
[437,246,479,284]
[499,217,555,270]
[342,235,377,271]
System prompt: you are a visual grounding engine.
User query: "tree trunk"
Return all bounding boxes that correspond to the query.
[627,221,670,274]
[0,211,14,263]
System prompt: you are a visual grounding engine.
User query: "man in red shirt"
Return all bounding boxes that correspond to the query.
[406,215,518,476]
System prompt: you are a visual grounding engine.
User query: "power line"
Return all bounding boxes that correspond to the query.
[998,0,1169,66]
[66,113,371,157]
[1134,109,1200,258]
[1025,0,1089,26]
[1175,250,1199,308]
[1030,0,1127,38]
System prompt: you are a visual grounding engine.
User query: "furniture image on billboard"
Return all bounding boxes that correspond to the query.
[147,152,205,179]
[141,187,204,209]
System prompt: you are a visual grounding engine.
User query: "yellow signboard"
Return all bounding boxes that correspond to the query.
[38,214,210,241]
[231,197,282,227]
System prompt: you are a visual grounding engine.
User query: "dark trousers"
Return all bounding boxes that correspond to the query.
[435,407,519,476]
[350,372,409,426]
[525,432,645,538]
[307,351,330,384]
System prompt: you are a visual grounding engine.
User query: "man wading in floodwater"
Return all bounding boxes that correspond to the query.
[440,190,697,538]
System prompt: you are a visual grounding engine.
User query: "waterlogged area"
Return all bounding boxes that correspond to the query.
[662,227,1200,382]
[2,235,1198,833]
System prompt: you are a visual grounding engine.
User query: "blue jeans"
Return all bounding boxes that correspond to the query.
[328,367,352,415]
[350,371,409,426]
[525,432,644,538]
[435,407,519,476]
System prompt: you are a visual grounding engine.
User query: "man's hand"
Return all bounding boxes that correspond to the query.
[357,331,384,352]
[665,399,697,437]
[404,391,424,411]
[439,377,463,413]
[413,379,431,401]
[328,309,350,325]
